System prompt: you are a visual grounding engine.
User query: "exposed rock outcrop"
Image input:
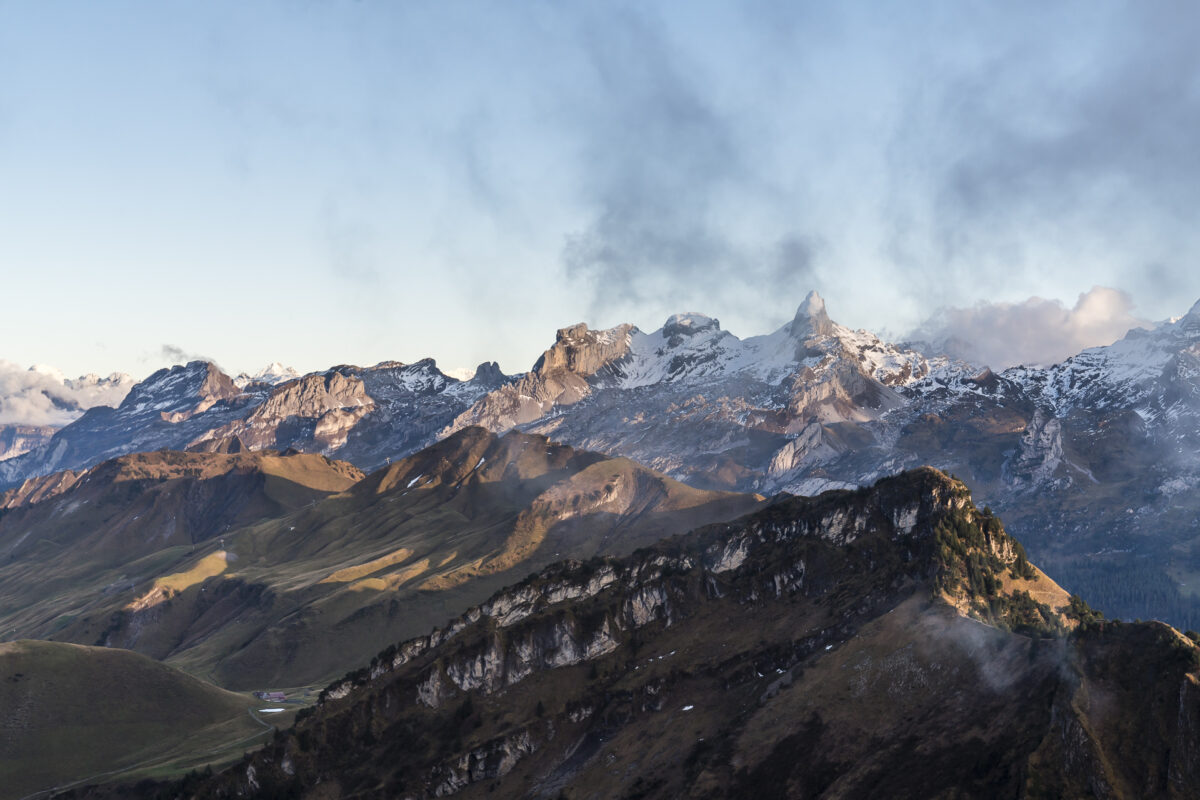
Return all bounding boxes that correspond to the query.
[130,469,1200,800]
[0,424,57,462]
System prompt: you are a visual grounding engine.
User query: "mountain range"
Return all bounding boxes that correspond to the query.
[6,288,1200,796]
[5,292,1200,629]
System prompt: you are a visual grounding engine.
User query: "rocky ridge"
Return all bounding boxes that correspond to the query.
[95,469,1200,799]
[0,359,514,489]
[0,423,56,462]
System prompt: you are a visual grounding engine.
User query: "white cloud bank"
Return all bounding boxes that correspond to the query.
[0,362,135,427]
[911,286,1151,370]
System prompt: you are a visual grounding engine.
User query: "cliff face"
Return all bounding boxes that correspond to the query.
[446,324,637,433]
[0,424,57,462]
[193,371,376,452]
[98,469,1200,800]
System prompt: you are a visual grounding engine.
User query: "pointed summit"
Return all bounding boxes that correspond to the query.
[1187,297,1200,319]
[790,290,834,339]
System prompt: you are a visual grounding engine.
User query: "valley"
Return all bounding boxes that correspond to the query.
[1,428,760,690]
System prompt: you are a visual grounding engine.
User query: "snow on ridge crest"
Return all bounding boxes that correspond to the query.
[663,313,719,338]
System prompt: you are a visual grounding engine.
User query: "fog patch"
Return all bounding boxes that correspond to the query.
[910,287,1150,369]
[0,361,133,427]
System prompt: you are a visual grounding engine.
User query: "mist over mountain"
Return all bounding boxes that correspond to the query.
[908,286,1153,369]
[0,362,133,428]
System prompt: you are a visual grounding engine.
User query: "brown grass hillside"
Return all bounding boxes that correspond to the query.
[26,428,763,691]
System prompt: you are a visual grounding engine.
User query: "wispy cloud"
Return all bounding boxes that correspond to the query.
[160,344,217,367]
[886,2,1200,311]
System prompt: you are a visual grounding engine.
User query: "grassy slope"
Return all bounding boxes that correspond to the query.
[0,641,265,800]
[0,451,363,647]
[44,428,763,690]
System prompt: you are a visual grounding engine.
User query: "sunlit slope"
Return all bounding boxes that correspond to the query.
[0,640,260,800]
[0,450,363,651]
[56,427,764,690]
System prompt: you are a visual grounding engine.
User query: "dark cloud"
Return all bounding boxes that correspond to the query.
[888,2,1200,310]
[558,7,820,319]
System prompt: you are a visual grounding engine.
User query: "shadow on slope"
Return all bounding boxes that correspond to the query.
[31,428,764,690]
[0,451,363,651]
[0,640,262,800]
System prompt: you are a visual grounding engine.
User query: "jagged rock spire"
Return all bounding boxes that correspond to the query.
[791,290,834,338]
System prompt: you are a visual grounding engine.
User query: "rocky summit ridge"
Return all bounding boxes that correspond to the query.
[0,358,514,488]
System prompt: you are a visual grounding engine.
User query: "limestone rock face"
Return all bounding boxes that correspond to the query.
[0,424,56,462]
[767,423,839,476]
[533,323,636,377]
[122,361,241,424]
[1010,408,1064,489]
[207,372,375,451]
[470,361,508,390]
[445,324,637,435]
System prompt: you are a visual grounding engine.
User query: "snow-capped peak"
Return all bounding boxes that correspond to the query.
[662,313,720,339]
[254,362,300,383]
[235,362,300,388]
[598,292,942,391]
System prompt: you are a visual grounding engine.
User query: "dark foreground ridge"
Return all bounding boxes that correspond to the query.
[70,469,1200,799]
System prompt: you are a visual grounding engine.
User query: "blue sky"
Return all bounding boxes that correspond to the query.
[1,1,1197,379]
